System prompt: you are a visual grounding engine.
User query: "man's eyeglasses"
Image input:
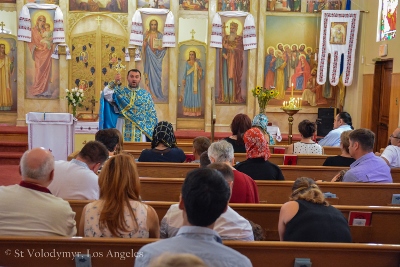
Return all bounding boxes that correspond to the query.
[390,135,399,139]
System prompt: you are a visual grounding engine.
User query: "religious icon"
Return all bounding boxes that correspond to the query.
[109,52,118,64]
[137,14,169,103]
[79,79,89,91]
[179,47,205,117]
[137,0,170,9]
[25,8,59,99]
[219,0,250,12]
[0,38,17,111]
[69,0,128,13]
[267,0,299,12]
[330,22,347,45]
[264,15,336,108]
[181,0,208,11]
[216,17,248,105]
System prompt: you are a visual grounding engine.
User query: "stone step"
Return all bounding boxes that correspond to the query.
[0,152,23,165]
[0,142,28,153]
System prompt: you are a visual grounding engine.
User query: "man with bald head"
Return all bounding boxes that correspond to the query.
[0,148,76,236]
[378,127,400,168]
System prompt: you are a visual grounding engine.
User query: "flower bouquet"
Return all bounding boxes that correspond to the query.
[65,87,85,117]
[251,86,279,113]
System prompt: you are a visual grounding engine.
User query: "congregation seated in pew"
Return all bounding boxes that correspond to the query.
[79,153,159,238]
[138,121,186,163]
[234,128,284,180]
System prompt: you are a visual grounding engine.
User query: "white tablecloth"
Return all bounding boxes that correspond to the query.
[26,112,75,161]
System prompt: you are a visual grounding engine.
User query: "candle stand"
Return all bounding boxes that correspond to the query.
[281,108,301,145]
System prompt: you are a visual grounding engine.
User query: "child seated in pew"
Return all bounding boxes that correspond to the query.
[79,153,159,238]
[278,177,352,242]
[199,151,211,167]
[287,120,322,155]
[186,136,211,163]
[138,121,186,163]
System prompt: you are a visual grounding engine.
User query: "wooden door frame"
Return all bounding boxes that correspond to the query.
[367,59,394,152]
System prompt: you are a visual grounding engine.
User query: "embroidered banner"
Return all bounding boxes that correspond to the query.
[317,10,360,86]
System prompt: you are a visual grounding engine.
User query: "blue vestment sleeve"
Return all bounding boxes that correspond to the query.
[99,91,119,130]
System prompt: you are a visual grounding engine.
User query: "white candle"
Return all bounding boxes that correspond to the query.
[291,83,294,98]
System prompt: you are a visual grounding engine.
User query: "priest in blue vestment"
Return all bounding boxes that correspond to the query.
[99,69,158,142]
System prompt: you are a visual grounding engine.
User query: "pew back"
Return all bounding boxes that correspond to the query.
[138,178,400,206]
[135,162,347,180]
[136,162,400,182]
[69,200,400,244]
[1,237,400,267]
[125,151,334,165]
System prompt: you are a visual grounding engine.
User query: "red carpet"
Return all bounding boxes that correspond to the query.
[0,165,22,186]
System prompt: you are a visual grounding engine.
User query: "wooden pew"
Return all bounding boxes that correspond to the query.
[138,178,400,206]
[124,142,194,153]
[227,241,400,267]
[69,200,400,244]
[136,162,346,180]
[137,162,199,178]
[126,151,334,165]
[136,162,400,182]
[229,203,400,244]
[257,181,400,206]
[67,143,342,161]
[2,237,400,267]
[278,165,347,180]
[323,146,342,155]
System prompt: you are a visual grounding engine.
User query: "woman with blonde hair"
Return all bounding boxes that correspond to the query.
[79,154,159,238]
[323,130,355,167]
[278,177,351,242]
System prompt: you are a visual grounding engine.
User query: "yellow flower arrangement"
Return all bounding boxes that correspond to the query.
[251,86,279,112]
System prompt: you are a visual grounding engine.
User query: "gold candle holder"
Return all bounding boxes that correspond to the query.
[281,97,302,145]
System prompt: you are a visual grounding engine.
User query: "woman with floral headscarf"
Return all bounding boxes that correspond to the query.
[234,128,284,180]
[138,121,186,162]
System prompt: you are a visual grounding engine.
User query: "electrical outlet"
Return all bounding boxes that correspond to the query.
[294,258,312,267]
[75,254,92,267]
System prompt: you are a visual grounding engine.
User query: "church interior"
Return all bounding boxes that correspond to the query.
[1,1,400,266]
[0,0,398,145]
